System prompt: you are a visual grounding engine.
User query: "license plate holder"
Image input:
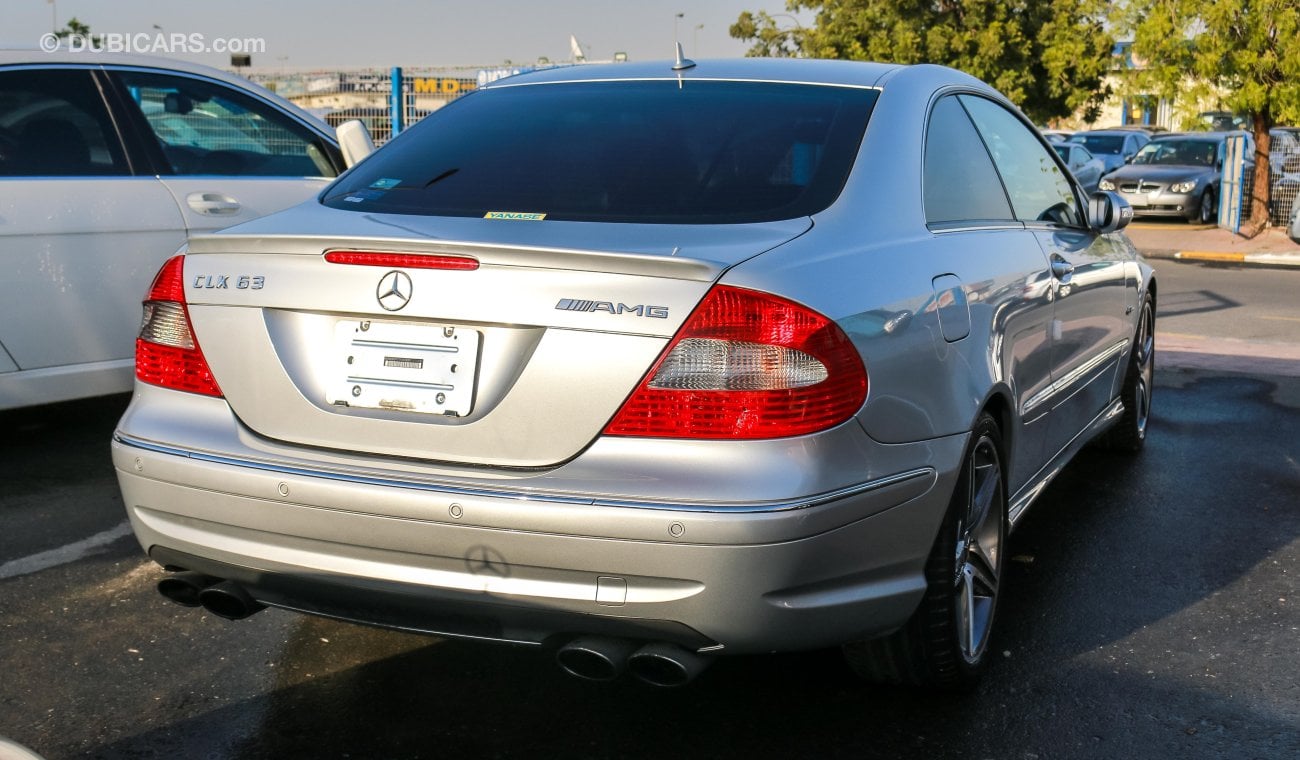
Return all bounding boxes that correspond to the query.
[325,319,480,416]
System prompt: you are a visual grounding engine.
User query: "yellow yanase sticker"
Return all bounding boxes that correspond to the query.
[484,211,547,221]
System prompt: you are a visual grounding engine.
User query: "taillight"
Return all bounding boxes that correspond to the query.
[135,255,222,397]
[604,285,867,439]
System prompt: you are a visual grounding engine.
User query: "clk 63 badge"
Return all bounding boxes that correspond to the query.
[192,275,265,290]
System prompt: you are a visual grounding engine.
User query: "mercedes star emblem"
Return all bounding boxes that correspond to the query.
[376,270,412,311]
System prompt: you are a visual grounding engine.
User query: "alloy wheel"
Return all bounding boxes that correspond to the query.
[953,435,1004,664]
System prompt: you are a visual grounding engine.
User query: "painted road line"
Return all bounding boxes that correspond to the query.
[0,521,133,580]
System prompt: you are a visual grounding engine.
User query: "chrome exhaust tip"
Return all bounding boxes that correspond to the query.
[555,636,638,681]
[197,580,266,620]
[627,642,712,687]
[156,571,218,607]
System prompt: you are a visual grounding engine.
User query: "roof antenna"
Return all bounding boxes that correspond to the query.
[672,42,696,71]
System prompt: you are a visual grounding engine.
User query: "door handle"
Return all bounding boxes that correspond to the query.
[1050,257,1074,279]
[186,192,242,215]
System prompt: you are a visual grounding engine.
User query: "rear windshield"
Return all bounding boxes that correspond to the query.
[321,80,877,224]
[1070,134,1124,154]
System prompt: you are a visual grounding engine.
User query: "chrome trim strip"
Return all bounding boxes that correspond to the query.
[114,433,934,514]
[1022,339,1128,415]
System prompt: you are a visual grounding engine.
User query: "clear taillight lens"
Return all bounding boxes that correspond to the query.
[135,255,222,397]
[604,285,867,439]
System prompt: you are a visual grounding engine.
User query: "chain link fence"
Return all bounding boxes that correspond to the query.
[1269,130,1300,226]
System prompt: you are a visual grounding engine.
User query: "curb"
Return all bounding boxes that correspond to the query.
[1173,251,1300,267]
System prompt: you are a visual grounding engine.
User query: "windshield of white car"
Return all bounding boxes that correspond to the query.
[320,80,878,224]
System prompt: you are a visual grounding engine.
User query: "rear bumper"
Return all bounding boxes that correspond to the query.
[112,420,964,655]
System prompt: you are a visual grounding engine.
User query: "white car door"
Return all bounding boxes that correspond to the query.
[0,67,185,408]
[107,70,341,235]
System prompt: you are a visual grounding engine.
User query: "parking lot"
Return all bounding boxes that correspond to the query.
[1,260,1297,760]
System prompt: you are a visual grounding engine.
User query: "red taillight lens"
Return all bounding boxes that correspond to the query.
[324,250,480,270]
[135,255,222,397]
[604,285,867,439]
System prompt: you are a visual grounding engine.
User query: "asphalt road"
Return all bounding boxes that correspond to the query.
[1,260,1297,760]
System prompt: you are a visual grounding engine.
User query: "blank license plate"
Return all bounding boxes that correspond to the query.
[325,319,480,416]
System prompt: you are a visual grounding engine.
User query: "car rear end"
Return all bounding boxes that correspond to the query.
[112,62,959,680]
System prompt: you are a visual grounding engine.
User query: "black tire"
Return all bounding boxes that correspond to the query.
[1196,188,1216,224]
[1099,292,1155,452]
[844,413,1006,690]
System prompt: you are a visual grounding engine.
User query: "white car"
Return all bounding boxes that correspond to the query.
[0,51,369,409]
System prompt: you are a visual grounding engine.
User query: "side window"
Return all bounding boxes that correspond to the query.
[958,95,1082,226]
[923,95,1014,224]
[0,69,130,176]
[114,71,337,178]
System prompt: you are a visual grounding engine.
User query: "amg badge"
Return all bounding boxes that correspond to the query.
[555,299,669,319]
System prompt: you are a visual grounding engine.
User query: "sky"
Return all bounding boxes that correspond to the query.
[4,0,812,71]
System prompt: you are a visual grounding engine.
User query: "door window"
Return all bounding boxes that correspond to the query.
[959,95,1082,226]
[0,69,130,176]
[922,95,1014,224]
[114,71,337,178]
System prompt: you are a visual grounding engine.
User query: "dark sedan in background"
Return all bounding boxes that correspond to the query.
[1069,129,1149,173]
[1099,132,1252,223]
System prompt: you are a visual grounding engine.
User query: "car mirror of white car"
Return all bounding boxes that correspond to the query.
[336,119,376,168]
[1088,190,1134,233]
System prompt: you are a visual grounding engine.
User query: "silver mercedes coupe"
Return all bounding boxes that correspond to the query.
[113,57,1155,690]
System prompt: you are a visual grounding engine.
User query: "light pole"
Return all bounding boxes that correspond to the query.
[694,24,703,57]
[674,12,684,45]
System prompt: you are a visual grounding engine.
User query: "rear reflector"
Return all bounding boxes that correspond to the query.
[324,250,480,270]
[135,255,222,397]
[604,285,867,439]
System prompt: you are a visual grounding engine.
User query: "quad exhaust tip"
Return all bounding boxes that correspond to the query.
[157,571,265,620]
[156,570,217,607]
[556,637,712,687]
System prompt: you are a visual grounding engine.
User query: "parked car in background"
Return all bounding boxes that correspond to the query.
[1040,128,1072,143]
[1069,129,1150,173]
[1052,142,1105,193]
[115,57,1153,692]
[1100,131,1251,223]
[0,50,367,410]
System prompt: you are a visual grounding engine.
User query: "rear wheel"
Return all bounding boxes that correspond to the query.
[1099,292,1155,452]
[844,413,1006,690]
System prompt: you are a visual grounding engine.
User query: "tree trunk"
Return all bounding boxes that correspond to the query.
[1240,111,1272,239]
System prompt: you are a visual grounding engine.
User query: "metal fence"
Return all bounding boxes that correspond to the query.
[1269,136,1300,226]
[252,65,565,145]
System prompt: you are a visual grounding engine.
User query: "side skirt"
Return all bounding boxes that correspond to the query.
[1007,397,1125,529]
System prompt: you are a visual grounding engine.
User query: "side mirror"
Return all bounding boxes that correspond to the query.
[1088,191,1133,233]
[336,119,376,168]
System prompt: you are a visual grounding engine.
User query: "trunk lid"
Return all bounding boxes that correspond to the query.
[180,204,810,468]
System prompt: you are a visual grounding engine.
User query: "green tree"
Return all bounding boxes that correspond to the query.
[55,17,93,41]
[730,0,1115,124]
[1120,0,1300,236]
